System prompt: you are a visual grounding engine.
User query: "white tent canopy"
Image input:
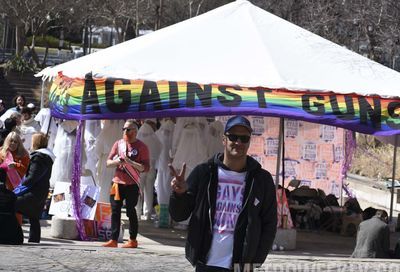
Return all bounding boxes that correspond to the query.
[38,0,400,98]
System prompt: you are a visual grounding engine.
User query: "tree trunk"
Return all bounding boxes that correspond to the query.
[123,19,130,42]
[40,47,48,68]
[196,0,205,16]
[189,0,193,18]
[135,0,140,37]
[89,26,92,52]
[155,0,164,30]
[31,34,35,48]
[15,25,24,56]
[83,23,89,55]
[26,36,40,68]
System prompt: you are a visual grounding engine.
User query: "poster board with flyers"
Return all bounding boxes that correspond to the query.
[217,116,345,197]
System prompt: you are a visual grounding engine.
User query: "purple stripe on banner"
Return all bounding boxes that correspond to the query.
[50,106,400,136]
[71,120,87,240]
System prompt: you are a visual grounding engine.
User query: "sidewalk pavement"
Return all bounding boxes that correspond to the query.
[0,219,399,271]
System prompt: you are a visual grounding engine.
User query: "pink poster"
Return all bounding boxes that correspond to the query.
[302,122,320,140]
[318,144,334,163]
[285,139,300,160]
[266,118,280,136]
[248,136,264,155]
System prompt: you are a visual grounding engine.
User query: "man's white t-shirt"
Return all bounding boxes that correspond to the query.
[206,167,246,269]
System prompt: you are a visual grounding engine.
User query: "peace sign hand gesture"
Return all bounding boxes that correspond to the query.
[169,163,187,195]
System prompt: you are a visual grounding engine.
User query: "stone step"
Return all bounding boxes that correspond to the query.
[0,70,42,107]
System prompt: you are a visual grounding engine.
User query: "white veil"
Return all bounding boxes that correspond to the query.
[155,119,175,205]
[172,119,208,179]
[207,120,224,157]
[137,122,162,169]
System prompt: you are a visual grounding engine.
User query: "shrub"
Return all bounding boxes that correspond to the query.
[26,35,70,49]
[350,134,400,179]
[0,55,37,75]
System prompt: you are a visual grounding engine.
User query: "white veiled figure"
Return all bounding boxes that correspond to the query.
[20,117,41,151]
[155,119,175,205]
[196,117,209,140]
[49,120,79,188]
[171,117,194,158]
[207,120,224,157]
[82,120,102,182]
[34,108,58,150]
[137,122,162,170]
[172,120,208,179]
[172,120,208,228]
[95,119,125,203]
[136,121,162,220]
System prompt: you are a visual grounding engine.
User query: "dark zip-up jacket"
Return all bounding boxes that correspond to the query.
[15,149,54,219]
[169,154,277,269]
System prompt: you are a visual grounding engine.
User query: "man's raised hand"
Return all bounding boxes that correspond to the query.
[169,163,187,195]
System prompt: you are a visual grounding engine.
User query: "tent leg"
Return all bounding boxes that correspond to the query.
[40,79,45,109]
[274,118,284,189]
[280,119,286,227]
[390,135,398,221]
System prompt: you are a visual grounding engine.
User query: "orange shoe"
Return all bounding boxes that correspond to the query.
[102,240,118,247]
[121,239,138,248]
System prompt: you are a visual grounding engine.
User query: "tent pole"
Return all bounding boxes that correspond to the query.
[390,134,398,221]
[280,119,286,228]
[40,79,45,109]
[275,118,284,189]
[281,119,286,189]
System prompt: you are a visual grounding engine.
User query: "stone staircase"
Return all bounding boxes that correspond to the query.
[0,69,42,108]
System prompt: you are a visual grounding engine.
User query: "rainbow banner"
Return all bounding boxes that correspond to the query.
[49,74,400,135]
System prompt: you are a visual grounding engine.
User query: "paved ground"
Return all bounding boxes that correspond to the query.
[1,220,400,271]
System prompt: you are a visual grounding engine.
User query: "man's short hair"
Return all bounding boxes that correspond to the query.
[10,112,21,120]
[125,119,139,130]
[20,107,32,115]
[4,118,17,130]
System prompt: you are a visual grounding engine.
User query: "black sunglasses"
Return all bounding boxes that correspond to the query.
[122,127,135,132]
[225,133,251,143]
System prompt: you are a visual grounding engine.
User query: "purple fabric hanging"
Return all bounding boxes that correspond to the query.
[71,120,87,240]
[341,130,357,198]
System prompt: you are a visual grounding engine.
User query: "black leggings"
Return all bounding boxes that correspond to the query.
[110,184,139,241]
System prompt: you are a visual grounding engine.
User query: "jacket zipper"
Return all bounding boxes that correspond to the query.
[207,165,213,233]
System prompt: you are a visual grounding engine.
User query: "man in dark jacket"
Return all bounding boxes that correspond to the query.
[351,209,390,258]
[0,167,23,245]
[169,116,277,272]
